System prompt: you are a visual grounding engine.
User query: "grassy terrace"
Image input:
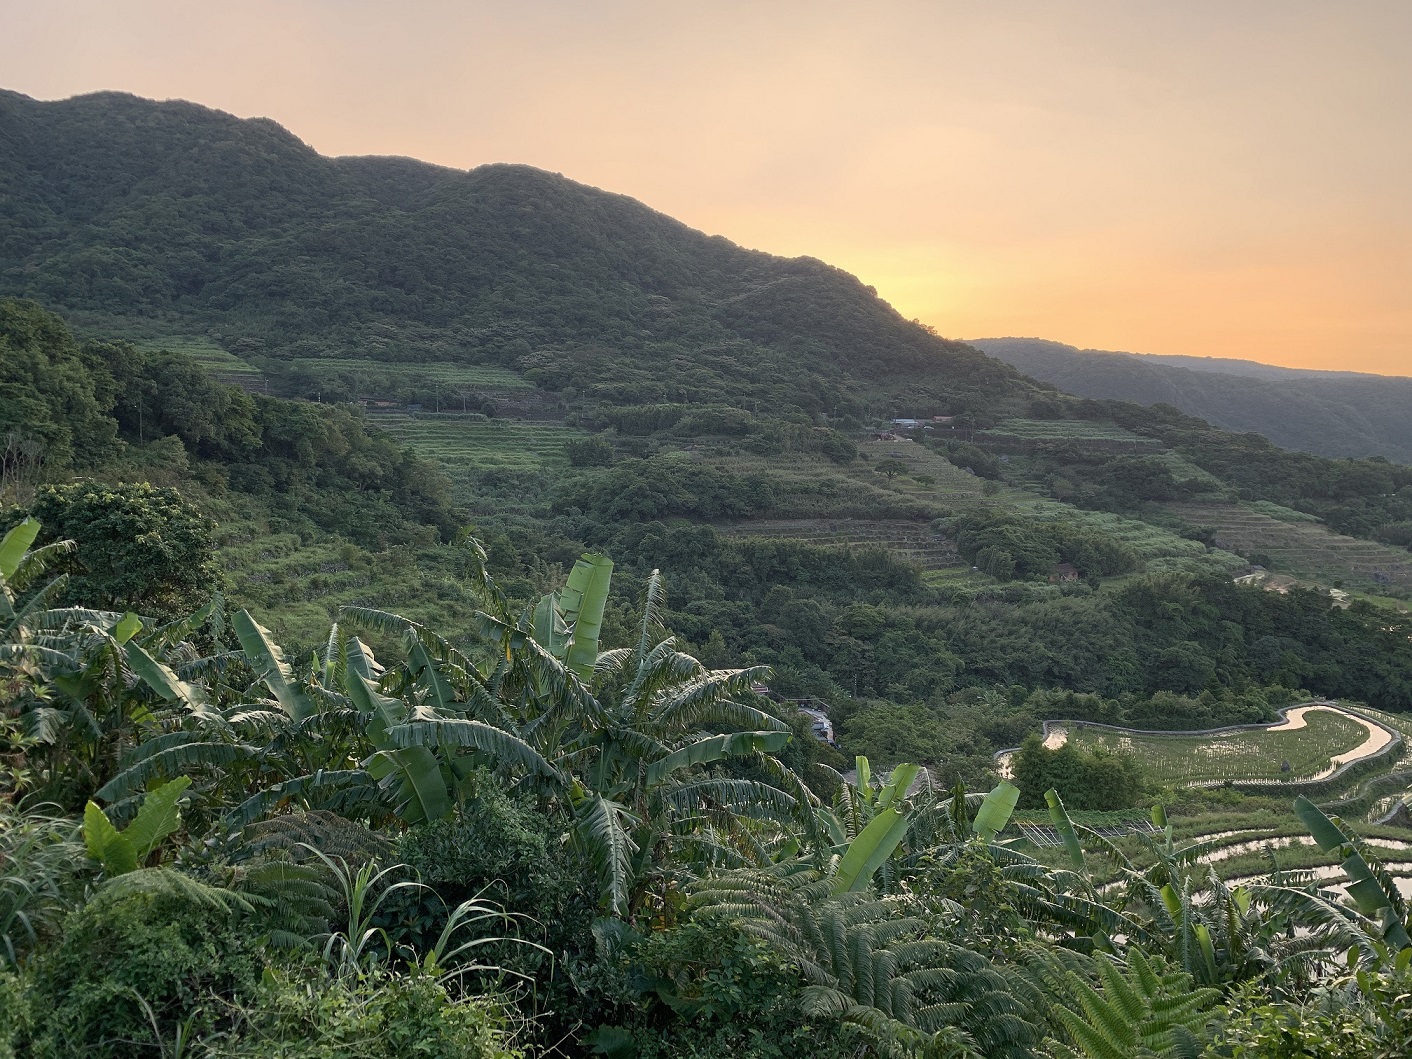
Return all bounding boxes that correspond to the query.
[134,336,263,375]
[1067,708,1372,785]
[285,358,535,391]
[978,418,1157,443]
[369,413,582,494]
[1012,498,1247,577]
[1166,500,1412,590]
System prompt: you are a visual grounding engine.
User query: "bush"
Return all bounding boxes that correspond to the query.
[1012,734,1144,810]
[0,971,29,1059]
[395,780,597,976]
[213,965,520,1059]
[23,872,262,1059]
[1206,969,1412,1058]
[567,435,615,467]
[22,481,224,620]
[592,919,866,1059]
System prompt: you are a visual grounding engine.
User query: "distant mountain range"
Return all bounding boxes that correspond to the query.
[972,338,1412,464]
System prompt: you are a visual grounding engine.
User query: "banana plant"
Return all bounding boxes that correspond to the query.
[829,772,1020,894]
[1293,795,1411,953]
[531,552,613,681]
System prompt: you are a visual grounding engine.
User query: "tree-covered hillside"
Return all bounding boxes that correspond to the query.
[0,89,1028,419]
[974,337,1412,463]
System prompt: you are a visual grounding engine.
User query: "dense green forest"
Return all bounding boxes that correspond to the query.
[10,300,1412,783]
[5,87,1412,1057]
[976,337,1412,464]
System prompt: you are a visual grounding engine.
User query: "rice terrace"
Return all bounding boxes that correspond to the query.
[996,701,1401,788]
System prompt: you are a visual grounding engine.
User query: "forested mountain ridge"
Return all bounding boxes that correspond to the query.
[974,337,1412,463]
[0,88,1029,418]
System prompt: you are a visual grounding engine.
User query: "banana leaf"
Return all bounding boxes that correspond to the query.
[877,763,921,811]
[0,518,39,580]
[645,731,791,786]
[971,781,1020,842]
[233,610,316,722]
[125,641,208,710]
[1045,789,1086,875]
[83,801,137,875]
[1294,795,1411,950]
[366,747,452,824]
[123,775,193,859]
[113,611,142,644]
[531,591,569,659]
[561,553,613,681]
[832,804,911,893]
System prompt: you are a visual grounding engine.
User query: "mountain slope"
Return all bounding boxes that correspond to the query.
[0,89,1029,419]
[973,338,1412,463]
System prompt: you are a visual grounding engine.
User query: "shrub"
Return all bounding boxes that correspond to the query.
[1012,734,1144,810]
[591,919,866,1059]
[213,965,520,1059]
[395,780,597,977]
[567,435,615,467]
[23,871,262,1059]
[0,971,29,1059]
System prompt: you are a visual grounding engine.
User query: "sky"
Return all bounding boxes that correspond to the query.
[6,0,1412,374]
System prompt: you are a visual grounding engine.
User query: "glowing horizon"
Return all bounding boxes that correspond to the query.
[7,1,1411,375]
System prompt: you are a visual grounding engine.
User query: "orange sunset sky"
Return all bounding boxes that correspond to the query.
[7,1,1412,374]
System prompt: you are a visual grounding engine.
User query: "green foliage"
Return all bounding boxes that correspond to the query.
[22,871,262,1059]
[567,434,615,467]
[1206,966,1412,1059]
[213,964,521,1059]
[82,775,192,875]
[949,510,1140,581]
[598,918,866,1059]
[1013,735,1144,811]
[22,482,223,620]
[0,970,29,1059]
[689,864,1044,1057]
[1042,949,1219,1059]
[0,300,118,473]
[1292,796,1410,951]
[0,804,83,967]
[397,785,597,964]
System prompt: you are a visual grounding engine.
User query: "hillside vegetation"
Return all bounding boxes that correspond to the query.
[975,336,1412,463]
[6,87,1412,1058]
[0,88,1028,420]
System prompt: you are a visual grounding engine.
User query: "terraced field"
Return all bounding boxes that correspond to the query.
[855,437,987,497]
[1167,501,1412,589]
[369,413,582,493]
[1011,499,1246,577]
[213,515,488,650]
[285,359,534,391]
[978,418,1161,446]
[1065,706,1383,786]
[135,337,267,390]
[717,518,960,569]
